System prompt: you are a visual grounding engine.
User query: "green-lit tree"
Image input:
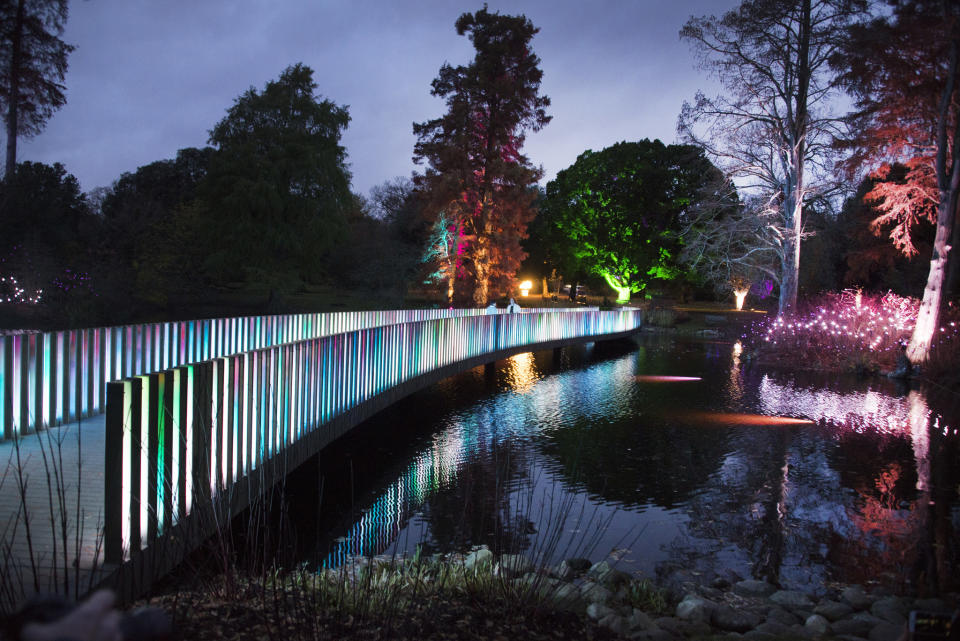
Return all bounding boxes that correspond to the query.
[540,140,728,303]
[0,0,74,180]
[204,63,351,286]
[413,7,550,305]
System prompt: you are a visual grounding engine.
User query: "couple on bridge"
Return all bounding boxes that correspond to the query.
[485,297,521,314]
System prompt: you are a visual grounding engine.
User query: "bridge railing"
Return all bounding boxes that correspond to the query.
[0,306,589,440]
[102,308,642,563]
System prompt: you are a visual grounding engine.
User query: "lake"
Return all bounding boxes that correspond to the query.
[278,334,959,597]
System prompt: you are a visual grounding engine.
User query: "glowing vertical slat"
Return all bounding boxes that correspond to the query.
[231,356,239,482]
[0,336,6,439]
[139,375,149,548]
[121,379,132,556]
[56,332,65,423]
[221,358,229,487]
[242,352,249,475]
[93,330,103,415]
[210,361,218,496]
[67,332,77,420]
[156,372,166,533]
[41,333,51,427]
[290,345,299,441]
[171,369,181,523]
[185,365,194,515]
[78,331,89,415]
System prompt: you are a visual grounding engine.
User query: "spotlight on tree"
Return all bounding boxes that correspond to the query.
[734,287,749,311]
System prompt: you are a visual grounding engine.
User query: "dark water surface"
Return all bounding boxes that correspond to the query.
[284,336,960,596]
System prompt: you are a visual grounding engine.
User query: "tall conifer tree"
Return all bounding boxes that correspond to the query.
[0,0,74,180]
[413,7,550,305]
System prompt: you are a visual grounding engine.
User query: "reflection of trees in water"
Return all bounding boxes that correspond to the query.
[666,426,841,592]
[539,419,729,510]
[831,417,960,594]
[668,367,960,594]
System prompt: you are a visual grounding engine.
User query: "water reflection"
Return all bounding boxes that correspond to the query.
[503,352,539,394]
[302,338,960,595]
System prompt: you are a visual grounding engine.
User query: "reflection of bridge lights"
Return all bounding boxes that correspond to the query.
[505,352,539,393]
[322,423,465,568]
[635,375,702,382]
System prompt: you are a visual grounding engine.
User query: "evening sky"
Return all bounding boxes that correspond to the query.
[11,0,738,198]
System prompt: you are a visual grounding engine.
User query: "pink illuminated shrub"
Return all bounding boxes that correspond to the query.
[749,290,960,376]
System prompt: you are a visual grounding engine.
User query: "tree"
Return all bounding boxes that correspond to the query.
[830,168,934,296]
[540,140,728,303]
[0,161,100,324]
[99,147,214,307]
[679,0,868,313]
[678,188,779,306]
[204,63,351,286]
[833,0,960,363]
[413,7,550,305]
[0,0,74,180]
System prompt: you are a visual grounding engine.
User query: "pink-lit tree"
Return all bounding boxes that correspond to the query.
[834,0,960,363]
[413,7,550,306]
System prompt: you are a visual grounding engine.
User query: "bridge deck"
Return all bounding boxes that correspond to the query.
[0,415,116,612]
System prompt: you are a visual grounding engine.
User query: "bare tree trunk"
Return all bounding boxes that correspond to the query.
[473,240,489,306]
[907,200,954,362]
[945,201,960,298]
[907,24,960,363]
[472,195,493,306]
[779,196,803,314]
[4,0,26,181]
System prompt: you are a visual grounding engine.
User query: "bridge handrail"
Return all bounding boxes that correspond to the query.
[0,306,593,440]
[102,308,642,562]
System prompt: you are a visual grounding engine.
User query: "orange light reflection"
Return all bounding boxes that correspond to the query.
[635,375,703,383]
[683,411,815,426]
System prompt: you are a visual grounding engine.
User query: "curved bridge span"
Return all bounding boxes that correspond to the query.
[0,308,641,606]
[103,309,642,568]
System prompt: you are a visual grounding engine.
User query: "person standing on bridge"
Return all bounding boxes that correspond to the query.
[506,298,520,313]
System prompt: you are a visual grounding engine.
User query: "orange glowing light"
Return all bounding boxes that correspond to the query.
[684,411,814,426]
[635,375,703,382]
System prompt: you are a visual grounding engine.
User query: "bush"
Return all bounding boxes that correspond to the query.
[749,290,960,377]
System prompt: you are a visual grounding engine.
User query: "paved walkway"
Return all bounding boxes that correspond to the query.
[0,415,115,612]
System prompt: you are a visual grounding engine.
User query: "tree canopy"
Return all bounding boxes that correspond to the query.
[679,0,868,313]
[834,0,960,362]
[413,7,550,305]
[203,63,352,285]
[540,140,728,302]
[0,0,74,180]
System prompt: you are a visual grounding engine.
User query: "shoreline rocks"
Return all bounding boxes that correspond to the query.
[333,548,958,640]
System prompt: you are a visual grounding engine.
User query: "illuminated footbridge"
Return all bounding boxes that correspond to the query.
[0,307,642,606]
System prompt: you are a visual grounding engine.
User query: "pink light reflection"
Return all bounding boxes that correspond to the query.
[635,375,703,383]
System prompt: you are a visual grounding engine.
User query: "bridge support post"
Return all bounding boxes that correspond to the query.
[484,361,495,379]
